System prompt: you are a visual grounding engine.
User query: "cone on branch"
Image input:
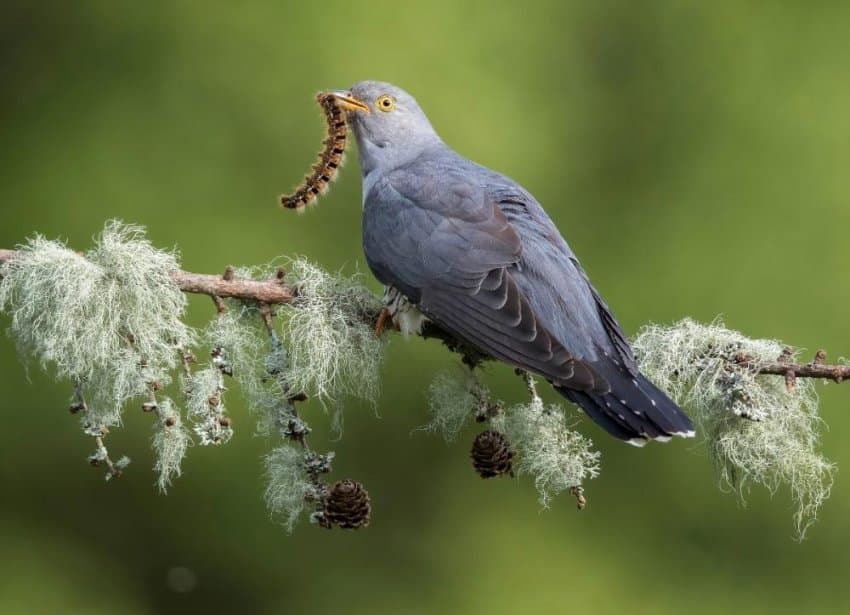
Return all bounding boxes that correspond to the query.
[323,479,371,529]
[471,430,514,478]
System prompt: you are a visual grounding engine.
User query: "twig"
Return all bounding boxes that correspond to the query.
[257,302,312,450]
[0,250,293,304]
[93,435,121,477]
[73,382,125,480]
[255,300,333,522]
[733,350,850,385]
[516,369,541,402]
[753,362,850,382]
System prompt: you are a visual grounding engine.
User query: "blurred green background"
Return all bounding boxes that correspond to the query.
[2,1,849,613]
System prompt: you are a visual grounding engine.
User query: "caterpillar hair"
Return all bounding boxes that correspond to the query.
[280,93,348,210]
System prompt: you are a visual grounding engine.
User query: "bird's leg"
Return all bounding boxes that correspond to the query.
[373,306,391,337]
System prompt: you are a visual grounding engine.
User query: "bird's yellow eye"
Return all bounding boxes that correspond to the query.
[376,95,396,112]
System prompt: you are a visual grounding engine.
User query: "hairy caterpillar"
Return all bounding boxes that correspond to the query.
[280,93,348,210]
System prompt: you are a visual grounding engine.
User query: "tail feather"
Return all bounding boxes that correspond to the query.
[556,365,695,446]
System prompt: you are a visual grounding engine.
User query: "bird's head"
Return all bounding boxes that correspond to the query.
[321,81,440,173]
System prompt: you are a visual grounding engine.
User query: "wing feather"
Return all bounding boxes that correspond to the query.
[362,165,605,393]
[424,273,604,391]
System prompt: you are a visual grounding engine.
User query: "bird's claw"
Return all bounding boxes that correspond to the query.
[374,307,391,337]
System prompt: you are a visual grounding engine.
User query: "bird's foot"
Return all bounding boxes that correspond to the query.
[374,307,391,337]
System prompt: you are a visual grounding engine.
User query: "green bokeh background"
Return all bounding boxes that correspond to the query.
[2,2,849,613]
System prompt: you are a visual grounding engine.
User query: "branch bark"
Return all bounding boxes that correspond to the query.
[1,248,846,384]
[733,350,850,388]
[171,270,293,304]
[0,249,294,304]
[749,362,850,382]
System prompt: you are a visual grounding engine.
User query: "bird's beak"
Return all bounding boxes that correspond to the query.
[321,90,371,114]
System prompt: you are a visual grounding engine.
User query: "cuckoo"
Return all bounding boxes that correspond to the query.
[325,81,695,446]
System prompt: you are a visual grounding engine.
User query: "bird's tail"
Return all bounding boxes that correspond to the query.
[556,366,695,446]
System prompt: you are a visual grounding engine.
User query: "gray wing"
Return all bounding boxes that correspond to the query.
[492,189,639,374]
[489,186,696,440]
[362,163,605,393]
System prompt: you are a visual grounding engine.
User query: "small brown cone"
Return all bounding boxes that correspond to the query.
[471,430,514,478]
[324,479,371,529]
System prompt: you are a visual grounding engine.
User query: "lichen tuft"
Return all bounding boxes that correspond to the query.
[183,365,232,445]
[0,221,192,426]
[152,397,190,493]
[493,397,600,507]
[280,258,385,408]
[203,304,297,438]
[422,368,480,442]
[632,318,835,539]
[263,445,318,532]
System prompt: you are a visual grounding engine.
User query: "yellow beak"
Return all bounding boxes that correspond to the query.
[321,90,371,113]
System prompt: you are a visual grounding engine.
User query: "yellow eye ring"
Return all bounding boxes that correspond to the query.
[376,95,396,112]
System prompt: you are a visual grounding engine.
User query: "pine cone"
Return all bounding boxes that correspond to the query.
[323,479,371,529]
[471,430,514,478]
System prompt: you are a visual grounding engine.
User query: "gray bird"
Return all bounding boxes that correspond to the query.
[327,81,694,445]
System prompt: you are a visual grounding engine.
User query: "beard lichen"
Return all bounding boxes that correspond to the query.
[0,221,193,427]
[424,368,600,507]
[202,303,298,438]
[632,318,835,539]
[183,365,232,446]
[422,368,480,442]
[492,398,600,508]
[279,258,386,410]
[263,445,318,532]
[151,397,190,492]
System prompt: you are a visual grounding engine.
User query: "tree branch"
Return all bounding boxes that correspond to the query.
[0,249,294,304]
[171,270,294,304]
[746,361,850,382]
[733,349,850,389]
[2,248,846,384]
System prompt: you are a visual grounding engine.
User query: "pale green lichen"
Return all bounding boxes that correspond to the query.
[422,369,479,442]
[280,258,385,409]
[201,259,386,437]
[205,306,319,531]
[152,397,190,492]
[203,304,299,438]
[110,456,132,480]
[0,224,380,509]
[205,305,267,390]
[0,221,193,427]
[492,396,600,507]
[263,445,317,532]
[183,366,232,445]
[632,318,835,539]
